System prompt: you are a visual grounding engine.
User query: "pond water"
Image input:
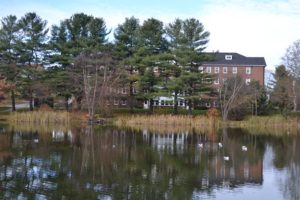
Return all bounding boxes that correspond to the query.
[0,125,299,200]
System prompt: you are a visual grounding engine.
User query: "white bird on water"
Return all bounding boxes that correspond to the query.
[197,143,203,148]
[218,142,223,148]
[223,156,229,161]
[242,146,248,151]
[34,139,39,143]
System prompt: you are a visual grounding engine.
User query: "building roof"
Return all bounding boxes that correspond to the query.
[202,52,266,66]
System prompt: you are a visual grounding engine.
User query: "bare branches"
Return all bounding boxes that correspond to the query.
[74,51,121,121]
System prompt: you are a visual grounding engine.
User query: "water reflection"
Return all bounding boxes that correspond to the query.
[0,126,299,199]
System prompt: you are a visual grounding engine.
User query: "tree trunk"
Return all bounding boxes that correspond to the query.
[11,90,16,112]
[29,91,33,111]
[188,100,192,115]
[149,98,154,114]
[129,81,134,113]
[65,96,69,111]
[76,96,82,111]
[173,91,178,115]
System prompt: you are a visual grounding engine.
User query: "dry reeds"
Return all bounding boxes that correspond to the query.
[228,115,300,129]
[115,114,220,128]
[8,110,70,125]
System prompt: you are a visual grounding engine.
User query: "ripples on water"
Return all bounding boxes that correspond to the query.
[0,126,299,199]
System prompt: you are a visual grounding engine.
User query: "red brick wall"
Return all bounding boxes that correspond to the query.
[202,65,265,86]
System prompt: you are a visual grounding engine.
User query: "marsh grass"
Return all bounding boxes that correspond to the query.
[8,110,70,125]
[228,115,300,129]
[115,114,300,135]
[115,114,220,129]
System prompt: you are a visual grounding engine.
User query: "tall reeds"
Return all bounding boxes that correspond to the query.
[8,110,70,125]
[115,114,220,128]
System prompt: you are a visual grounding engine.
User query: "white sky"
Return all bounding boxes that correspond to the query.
[1,0,300,71]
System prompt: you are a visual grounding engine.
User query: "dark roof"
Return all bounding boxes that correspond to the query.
[202,52,266,66]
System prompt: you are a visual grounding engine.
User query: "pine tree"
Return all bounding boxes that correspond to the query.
[0,15,21,111]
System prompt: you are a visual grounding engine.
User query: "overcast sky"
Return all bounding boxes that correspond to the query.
[1,0,300,70]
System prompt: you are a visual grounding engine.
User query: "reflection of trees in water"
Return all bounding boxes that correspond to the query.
[1,127,299,199]
[274,137,300,200]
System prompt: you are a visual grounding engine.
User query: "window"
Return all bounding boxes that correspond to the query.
[205,102,211,107]
[154,100,159,106]
[122,88,126,94]
[161,100,165,106]
[214,78,219,85]
[232,67,237,74]
[223,67,227,74]
[225,55,232,60]
[214,67,219,74]
[246,67,251,74]
[206,67,211,73]
[121,99,127,105]
[213,101,218,107]
[179,100,183,106]
[198,66,204,73]
[114,99,119,105]
[246,78,251,85]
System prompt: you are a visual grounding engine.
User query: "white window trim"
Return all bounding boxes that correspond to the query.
[206,67,211,73]
[206,102,211,108]
[121,99,127,105]
[225,55,232,60]
[198,66,204,73]
[246,78,251,85]
[214,67,219,74]
[232,67,237,74]
[246,67,251,74]
[114,99,119,105]
[214,78,219,85]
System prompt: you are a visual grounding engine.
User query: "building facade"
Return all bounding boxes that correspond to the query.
[143,52,266,109]
[201,52,266,87]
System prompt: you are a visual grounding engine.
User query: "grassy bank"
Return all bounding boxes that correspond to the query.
[114,114,300,135]
[228,115,300,129]
[7,109,90,125]
[115,114,219,128]
[8,110,71,124]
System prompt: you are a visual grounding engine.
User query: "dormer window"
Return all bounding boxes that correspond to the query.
[225,55,232,60]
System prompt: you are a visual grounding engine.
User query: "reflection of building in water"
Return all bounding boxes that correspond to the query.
[142,130,263,186]
[51,130,73,143]
[143,129,189,153]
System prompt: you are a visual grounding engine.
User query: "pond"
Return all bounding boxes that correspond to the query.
[0,125,299,200]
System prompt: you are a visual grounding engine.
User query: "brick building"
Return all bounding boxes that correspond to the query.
[113,52,266,109]
[200,52,266,87]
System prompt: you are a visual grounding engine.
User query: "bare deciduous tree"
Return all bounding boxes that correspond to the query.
[75,51,121,122]
[282,39,300,111]
[219,76,247,121]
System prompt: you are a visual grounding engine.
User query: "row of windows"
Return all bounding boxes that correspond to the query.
[199,66,251,75]
[111,88,138,94]
[107,99,127,105]
[213,78,251,85]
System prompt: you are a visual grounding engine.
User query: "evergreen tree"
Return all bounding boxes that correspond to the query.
[270,65,293,114]
[135,18,168,113]
[48,13,110,110]
[0,15,21,111]
[114,17,140,112]
[166,18,212,114]
[17,12,48,110]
